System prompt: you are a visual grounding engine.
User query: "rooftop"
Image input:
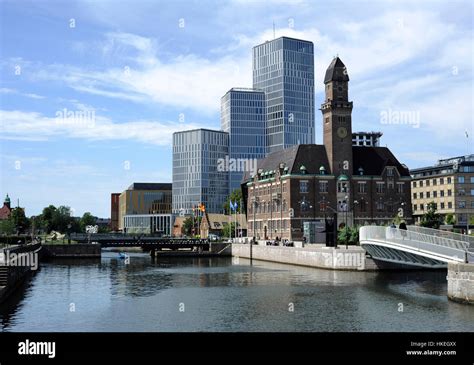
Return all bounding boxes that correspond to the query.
[127,183,172,191]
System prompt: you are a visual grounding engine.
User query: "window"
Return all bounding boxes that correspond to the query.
[376,201,384,211]
[459,201,466,209]
[420,203,424,210]
[420,192,424,199]
[447,177,452,184]
[358,182,367,193]
[471,177,474,183]
[319,181,328,193]
[413,181,417,188]
[433,191,437,198]
[427,192,431,198]
[397,183,404,194]
[459,176,465,183]
[376,182,385,194]
[440,178,444,184]
[448,202,452,209]
[426,180,430,186]
[433,179,437,186]
[471,189,474,196]
[440,190,444,197]
[413,192,417,199]
[420,181,424,187]
[414,204,417,211]
[448,190,452,196]
[300,180,309,193]
[387,168,394,177]
[440,202,445,209]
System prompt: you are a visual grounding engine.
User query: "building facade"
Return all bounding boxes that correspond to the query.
[123,214,173,235]
[0,194,12,220]
[221,88,266,193]
[352,131,382,147]
[118,183,172,231]
[410,154,474,229]
[242,57,412,242]
[110,193,120,231]
[172,129,229,215]
[253,36,315,153]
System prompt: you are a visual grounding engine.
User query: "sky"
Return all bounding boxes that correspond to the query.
[0,0,473,218]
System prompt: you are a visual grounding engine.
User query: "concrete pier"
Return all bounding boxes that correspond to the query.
[447,262,474,304]
[41,244,101,258]
[231,243,369,271]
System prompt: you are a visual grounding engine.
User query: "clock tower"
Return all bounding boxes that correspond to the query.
[321,57,353,177]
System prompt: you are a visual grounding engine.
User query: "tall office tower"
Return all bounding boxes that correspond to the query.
[221,88,266,193]
[172,129,229,215]
[253,36,315,153]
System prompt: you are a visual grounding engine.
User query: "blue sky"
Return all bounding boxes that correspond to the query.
[0,0,473,218]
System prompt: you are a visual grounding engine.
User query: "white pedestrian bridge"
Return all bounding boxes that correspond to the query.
[359,225,474,268]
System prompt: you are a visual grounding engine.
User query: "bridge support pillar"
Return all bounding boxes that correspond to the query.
[447,262,474,304]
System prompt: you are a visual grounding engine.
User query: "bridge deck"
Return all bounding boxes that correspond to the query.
[359,226,470,268]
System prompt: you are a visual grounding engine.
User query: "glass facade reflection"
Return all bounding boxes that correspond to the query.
[221,88,266,193]
[253,37,315,153]
[172,129,229,215]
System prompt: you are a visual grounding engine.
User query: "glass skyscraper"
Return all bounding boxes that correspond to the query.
[253,36,315,153]
[221,88,266,193]
[172,129,229,215]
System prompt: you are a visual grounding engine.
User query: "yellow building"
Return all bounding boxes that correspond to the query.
[118,183,172,232]
[410,155,474,230]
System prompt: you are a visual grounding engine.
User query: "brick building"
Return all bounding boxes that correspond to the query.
[242,57,412,242]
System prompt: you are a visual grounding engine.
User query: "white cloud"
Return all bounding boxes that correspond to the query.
[0,87,45,99]
[0,109,200,145]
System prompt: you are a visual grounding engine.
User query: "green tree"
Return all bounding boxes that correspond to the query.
[420,201,442,229]
[445,213,455,225]
[181,216,202,237]
[223,189,243,215]
[0,219,15,235]
[222,222,236,239]
[10,207,30,234]
[80,212,97,232]
[40,205,57,233]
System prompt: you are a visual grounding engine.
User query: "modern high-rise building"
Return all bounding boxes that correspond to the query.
[253,36,315,153]
[221,88,266,193]
[172,129,229,215]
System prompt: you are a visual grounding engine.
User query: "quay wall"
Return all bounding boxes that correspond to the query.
[231,243,369,271]
[42,244,101,258]
[447,262,474,304]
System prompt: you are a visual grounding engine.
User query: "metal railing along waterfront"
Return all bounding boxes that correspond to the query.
[359,226,468,263]
[407,225,474,248]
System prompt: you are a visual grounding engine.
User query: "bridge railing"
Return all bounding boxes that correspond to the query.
[407,225,474,248]
[359,226,468,262]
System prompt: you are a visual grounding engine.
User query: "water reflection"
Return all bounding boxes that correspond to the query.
[0,253,473,332]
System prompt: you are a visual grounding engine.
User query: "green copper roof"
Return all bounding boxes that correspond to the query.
[337,174,349,181]
[4,194,10,203]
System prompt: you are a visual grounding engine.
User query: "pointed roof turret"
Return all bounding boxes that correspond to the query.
[324,57,349,83]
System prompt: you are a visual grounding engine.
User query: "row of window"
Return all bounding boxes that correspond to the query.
[413,176,474,187]
[413,201,474,211]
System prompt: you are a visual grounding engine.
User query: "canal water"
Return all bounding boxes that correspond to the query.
[0,251,473,332]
